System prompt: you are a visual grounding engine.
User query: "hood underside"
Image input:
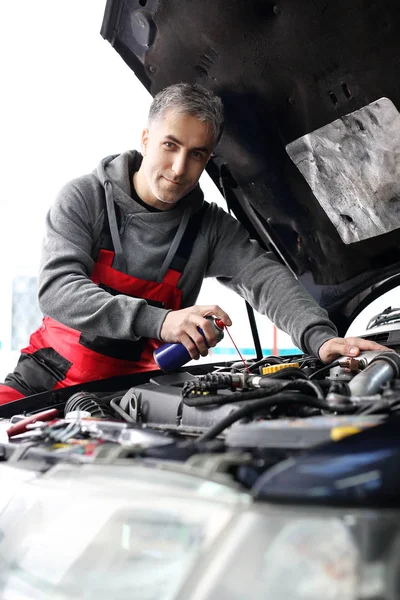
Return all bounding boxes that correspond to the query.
[101,0,400,326]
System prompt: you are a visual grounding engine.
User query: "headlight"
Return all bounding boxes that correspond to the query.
[0,465,38,515]
[183,507,360,600]
[252,517,358,599]
[0,462,398,599]
[0,463,250,600]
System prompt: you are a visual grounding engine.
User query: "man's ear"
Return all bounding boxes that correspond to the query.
[141,128,149,156]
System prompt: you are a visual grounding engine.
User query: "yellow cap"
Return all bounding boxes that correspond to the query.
[261,362,300,375]
[330,426,361,441]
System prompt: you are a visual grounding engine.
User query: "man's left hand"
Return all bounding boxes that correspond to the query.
[319,336,389,363]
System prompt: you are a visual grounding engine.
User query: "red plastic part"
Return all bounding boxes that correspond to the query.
[7,408,59,438]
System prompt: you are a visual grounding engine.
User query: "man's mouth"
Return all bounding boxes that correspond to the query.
[163,176,182,185]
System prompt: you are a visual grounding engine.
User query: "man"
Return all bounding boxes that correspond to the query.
[0,83,386,403]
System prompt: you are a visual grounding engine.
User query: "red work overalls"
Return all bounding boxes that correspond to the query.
[0,200,205,404]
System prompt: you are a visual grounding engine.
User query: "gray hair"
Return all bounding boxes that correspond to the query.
[148,83,224,146]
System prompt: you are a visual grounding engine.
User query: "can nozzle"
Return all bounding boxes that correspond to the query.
[215,319,225,329]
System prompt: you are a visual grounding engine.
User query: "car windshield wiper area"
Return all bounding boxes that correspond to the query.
[367,306,400,330]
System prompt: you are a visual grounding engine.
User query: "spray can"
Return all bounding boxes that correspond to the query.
[154,316,225,372]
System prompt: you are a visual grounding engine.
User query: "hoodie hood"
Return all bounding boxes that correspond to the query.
[101,0,400,332]
[96,150,205,279]
[97,150,205,217]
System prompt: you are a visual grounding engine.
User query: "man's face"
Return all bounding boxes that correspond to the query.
[140,109,215,209]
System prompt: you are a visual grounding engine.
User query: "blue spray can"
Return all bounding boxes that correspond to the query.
[154,316,225,372]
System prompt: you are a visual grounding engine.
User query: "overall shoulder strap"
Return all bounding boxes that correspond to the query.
[168,202,209,274]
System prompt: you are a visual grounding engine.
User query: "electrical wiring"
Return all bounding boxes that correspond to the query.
[182,372,315,400]
[255,377,325,400]
[247,356,285,372]
[195,392,351,443]
[296,355,320,368]
[183,387,276,407]
[309,360,340,379]
[183,377,325,406]
[246,355,319,374]
[182,373,233,398]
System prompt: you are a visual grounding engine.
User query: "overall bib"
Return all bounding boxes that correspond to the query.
[0,198,205,404]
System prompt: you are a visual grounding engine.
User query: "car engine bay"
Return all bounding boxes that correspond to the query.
[1,332,400,505]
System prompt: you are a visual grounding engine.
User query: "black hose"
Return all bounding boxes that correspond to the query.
[257,378,324,400]
[356,402,390,415]
[64,391,115,419]
[196,393,333,443]
[184,378,324,407]
[183,371,315,402]
[309,360,340,379]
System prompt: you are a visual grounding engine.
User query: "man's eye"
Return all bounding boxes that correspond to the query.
[163,141,174,149]
[191,151,203,159]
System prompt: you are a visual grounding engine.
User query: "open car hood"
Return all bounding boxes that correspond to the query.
[101,0,400,332]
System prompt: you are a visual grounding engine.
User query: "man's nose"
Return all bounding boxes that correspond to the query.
[172,152,187,177]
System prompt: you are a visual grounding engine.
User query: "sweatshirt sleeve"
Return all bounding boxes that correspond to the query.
[38,180,169,340]
[205,205,338,357]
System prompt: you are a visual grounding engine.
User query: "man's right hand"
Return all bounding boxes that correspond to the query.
[160,305,232,359]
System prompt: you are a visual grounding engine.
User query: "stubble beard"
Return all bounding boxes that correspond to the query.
[151,173,189,205]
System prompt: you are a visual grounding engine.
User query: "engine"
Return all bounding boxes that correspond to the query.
[1,348,400,496]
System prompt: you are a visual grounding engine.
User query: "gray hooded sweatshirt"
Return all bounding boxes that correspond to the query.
[38,150,338,356]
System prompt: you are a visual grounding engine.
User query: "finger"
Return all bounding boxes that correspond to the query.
[198,319,219,347]
[188,324,209,356]
[339,344,361,357]
[198,305,232,327]
[181,333,200,360]
[342,337,389,354]
[325,340,349,361]
[327,341,367,359]
[319,338,349,362]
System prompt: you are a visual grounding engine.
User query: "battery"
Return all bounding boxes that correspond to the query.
[154,316,224,372]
